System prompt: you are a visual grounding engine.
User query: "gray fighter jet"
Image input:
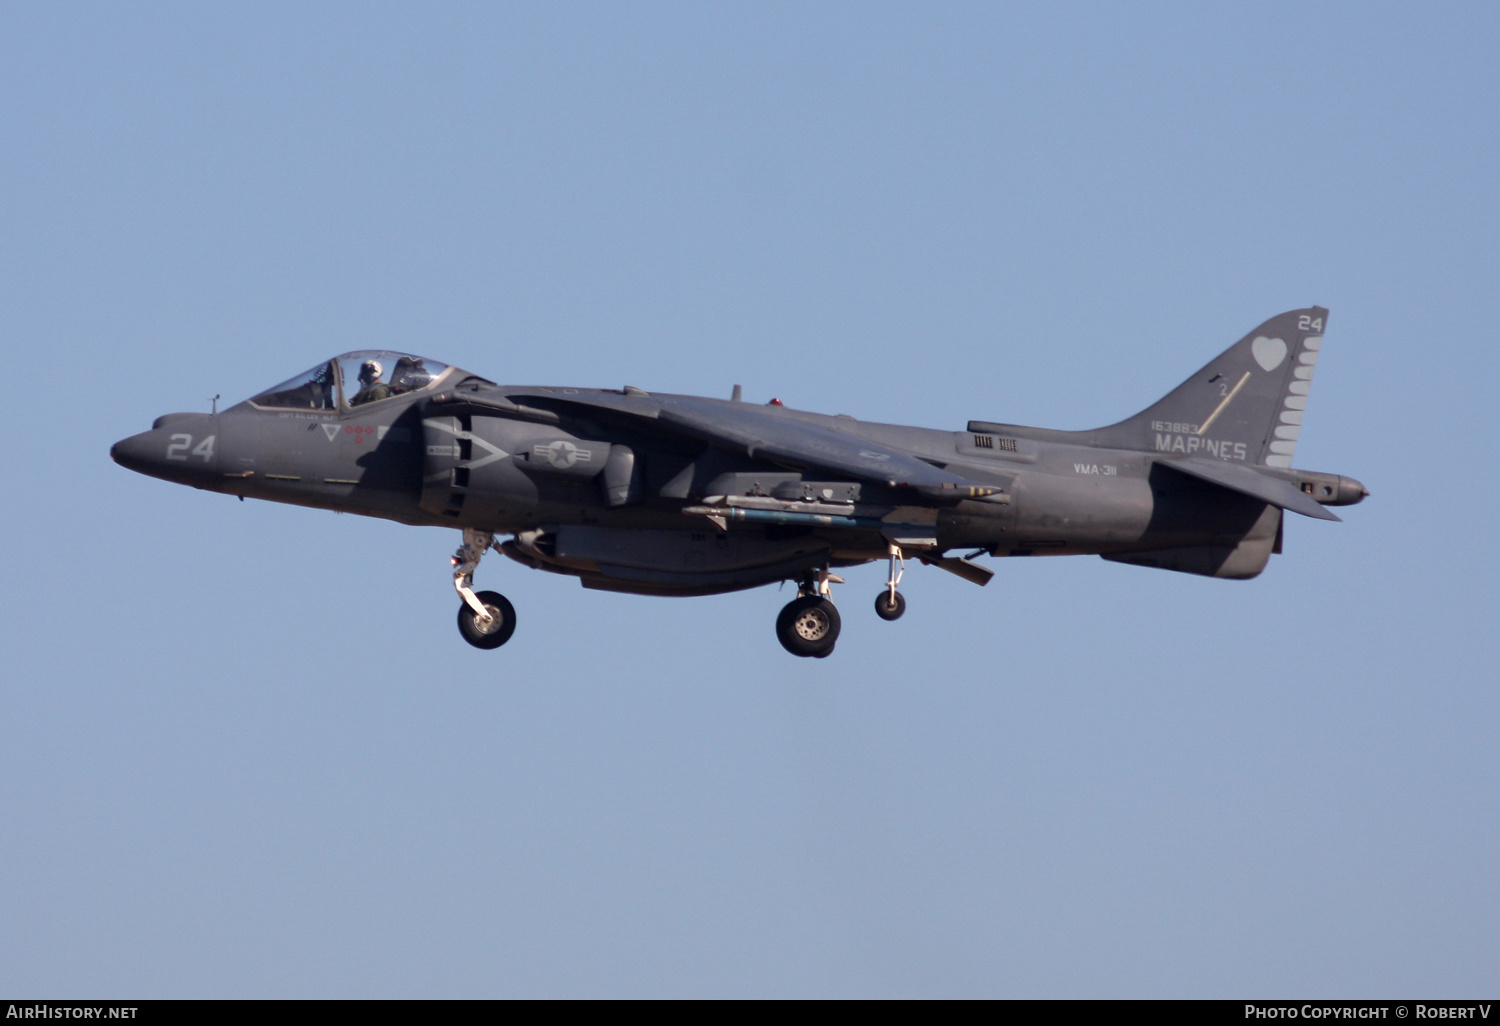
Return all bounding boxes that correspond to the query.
[112,307,1366,657]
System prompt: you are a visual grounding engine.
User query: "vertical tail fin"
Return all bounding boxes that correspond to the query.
[1091,307,1328,466]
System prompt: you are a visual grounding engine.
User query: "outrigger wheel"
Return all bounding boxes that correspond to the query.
[874,590,906,621]
[776,595,841,658]
[874,542,906,621]
[457,590,517,649]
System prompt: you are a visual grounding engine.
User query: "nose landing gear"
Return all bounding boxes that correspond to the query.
[776,569,844,658]
[458,590,517,649]
[452,528,516,649]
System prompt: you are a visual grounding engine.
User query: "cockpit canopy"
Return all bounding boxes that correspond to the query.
[249,352,453,411]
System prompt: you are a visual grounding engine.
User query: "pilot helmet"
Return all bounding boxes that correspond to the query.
[393,355,428,386]
[359,359,383,384]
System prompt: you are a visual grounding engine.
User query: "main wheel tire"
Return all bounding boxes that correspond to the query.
[775,596,841,657]
[457,590,517,649]
[874,590,906,621]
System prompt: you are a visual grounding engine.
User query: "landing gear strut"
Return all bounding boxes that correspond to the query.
[874,542,906,621]
[451,528,516,649]
[776,569,843,658]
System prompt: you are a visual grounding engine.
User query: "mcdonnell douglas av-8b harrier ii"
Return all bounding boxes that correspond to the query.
[112,308,1366,657]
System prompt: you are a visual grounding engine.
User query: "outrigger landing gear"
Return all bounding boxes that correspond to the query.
[451,528,516,650]
[776,569,843,658]
[874,542,906,621]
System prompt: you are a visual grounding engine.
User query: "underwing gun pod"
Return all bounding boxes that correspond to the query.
[112,309,1366,658]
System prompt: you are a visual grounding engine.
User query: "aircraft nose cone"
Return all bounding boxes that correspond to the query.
[111,415,219,485]
[110,431,155,473]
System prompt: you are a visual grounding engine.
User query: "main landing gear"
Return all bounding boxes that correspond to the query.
[776,569,844,658]
[452,528,516,650]
[774,546,914,657]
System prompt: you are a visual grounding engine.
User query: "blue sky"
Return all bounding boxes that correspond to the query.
[2,2,1497,997]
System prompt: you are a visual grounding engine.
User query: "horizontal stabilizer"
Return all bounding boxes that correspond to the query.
[1161,457,1340,521]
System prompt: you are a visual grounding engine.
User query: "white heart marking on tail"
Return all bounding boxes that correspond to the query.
[1251,336,1287,372]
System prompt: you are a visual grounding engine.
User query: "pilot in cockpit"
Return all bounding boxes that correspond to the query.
[390,356,432,394]
[349,359,390,406]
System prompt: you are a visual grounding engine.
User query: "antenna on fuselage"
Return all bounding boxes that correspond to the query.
[210,394,220,415]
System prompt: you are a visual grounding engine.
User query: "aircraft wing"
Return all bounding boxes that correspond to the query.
[494,390,1001,499]
[1161,457,1341,521]
[655,401,995,497]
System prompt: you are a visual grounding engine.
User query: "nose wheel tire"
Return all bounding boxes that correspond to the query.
[457,590,517,649]
[874,591,906,621]
[776,596,841,658]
